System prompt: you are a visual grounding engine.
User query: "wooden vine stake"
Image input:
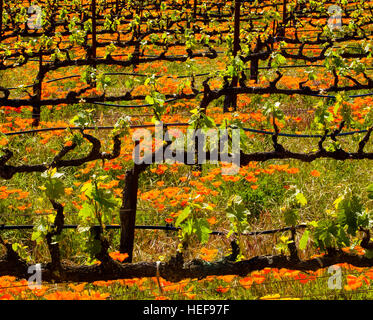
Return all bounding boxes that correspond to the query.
[119,169,140,262]
[119,140,144,262]
[223,0,241,112]
[250,37,260,83]
[32,54,43,127]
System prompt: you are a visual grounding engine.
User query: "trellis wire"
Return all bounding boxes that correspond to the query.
[2,123,370,139]
[3,65,372,91]
[0,223,308,237]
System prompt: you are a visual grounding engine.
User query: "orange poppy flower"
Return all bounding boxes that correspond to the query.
[310,170,321,177]
[216,285,229,294]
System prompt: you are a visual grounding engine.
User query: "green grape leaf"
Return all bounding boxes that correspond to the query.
[299,229,310,250]
[195,219,211,244]
[175,206,192,227]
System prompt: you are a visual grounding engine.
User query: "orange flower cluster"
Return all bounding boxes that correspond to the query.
[200,247,218,262]
[109,252,129,262]
[0,186,29,200]
[344,274,369,291]
[45,290,110,300]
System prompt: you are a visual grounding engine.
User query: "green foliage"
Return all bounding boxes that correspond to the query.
[225,195,251,259]
[31,212,55,245]
[313,99,334,130]
[237,175,286,218]
[270,53,287,68]
[188,107,216,129]
[184,28,197,50]
[336,195,365,236]
[144,75,166,123]
[70,109,95,128]
[332,93,354,127]
[74,175,120,260]
[145,92,166,123]
[281,189,307,227]
[11,243,31,262]
[64,128,84,146]
[81,67,111,90]
[111,116,131,138]
[299,230,310,250]
[226,195,250,237]
[275,235,293,255]
[40,168,65,201]
[226,55,245,79]
[175,202,212,248]
[309,190,372,252]
[175,206,192,227]
[78,176,120,227]
[312,219,350,251]
[263,101,285,123]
